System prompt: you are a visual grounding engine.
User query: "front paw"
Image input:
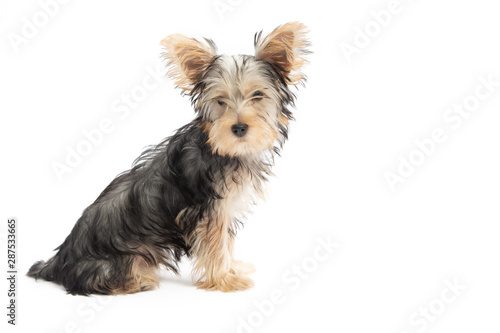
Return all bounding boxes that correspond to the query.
[196,273,254,292]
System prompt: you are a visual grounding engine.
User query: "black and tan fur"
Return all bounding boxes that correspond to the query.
[28,22,310,295]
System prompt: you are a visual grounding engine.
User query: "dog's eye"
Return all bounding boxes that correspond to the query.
[253,91,264,101]
[217,100,226,106]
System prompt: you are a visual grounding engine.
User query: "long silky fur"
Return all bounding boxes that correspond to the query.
[28,22,308,295]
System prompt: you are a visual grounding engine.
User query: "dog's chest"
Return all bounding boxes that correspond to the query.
[219,169,264,221]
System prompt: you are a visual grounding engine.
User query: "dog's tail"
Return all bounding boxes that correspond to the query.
[27,258,56,281]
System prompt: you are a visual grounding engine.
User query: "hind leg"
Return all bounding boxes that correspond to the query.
[111,256,159,294]
[61,256,159,295]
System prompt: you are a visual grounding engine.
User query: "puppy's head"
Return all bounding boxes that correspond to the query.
[161,22,310,157]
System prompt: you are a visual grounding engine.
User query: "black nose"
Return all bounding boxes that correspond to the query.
[231,123,248,137]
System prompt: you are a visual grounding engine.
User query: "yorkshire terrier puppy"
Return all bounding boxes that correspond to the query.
[28,22,310,295]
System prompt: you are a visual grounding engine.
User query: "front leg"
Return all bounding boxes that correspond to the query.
[190,215,254,292]
[229,235,256,275]
[231,260,256,275]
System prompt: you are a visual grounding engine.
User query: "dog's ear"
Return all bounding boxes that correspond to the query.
[161,34,217,91]
[254,22,311,85]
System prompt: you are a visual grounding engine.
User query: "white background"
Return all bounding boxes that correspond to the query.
[1,0,500,332]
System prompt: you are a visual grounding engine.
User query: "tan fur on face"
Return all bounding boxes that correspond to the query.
[255,22,311,85]
[207,106,278,157]
[199,56,282,157]
[160,34,217,91]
